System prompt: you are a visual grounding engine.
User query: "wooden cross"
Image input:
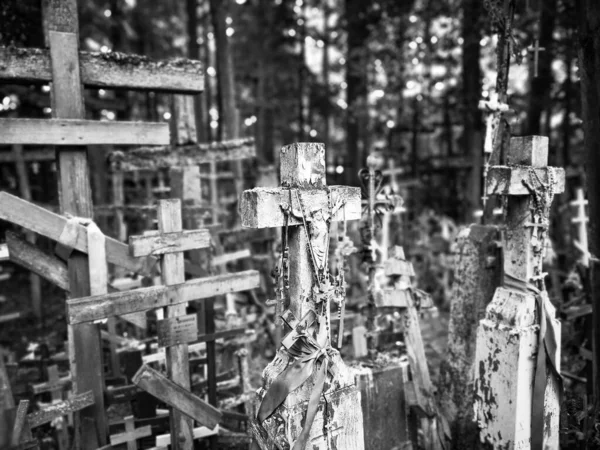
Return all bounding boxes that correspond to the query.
[241,142,361,325]
[241,143,364,449]
[571,187,590,267]
[108,416,152,450]
[527,39,546,77]
[475,136,565,449]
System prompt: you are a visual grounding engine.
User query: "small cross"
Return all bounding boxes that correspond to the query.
[527,39,546,77]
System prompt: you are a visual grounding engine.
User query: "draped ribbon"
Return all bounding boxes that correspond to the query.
[256,316,334,450]
[56,216,108,297]
[503,273,563,450]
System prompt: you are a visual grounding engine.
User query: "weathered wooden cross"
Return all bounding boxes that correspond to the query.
[0,0,208,444]
[241,142,364,449]
[66,198,260,448]
[571,187,590,267]
[474,136,564,449]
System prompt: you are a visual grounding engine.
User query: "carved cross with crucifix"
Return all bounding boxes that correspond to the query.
[241,143,365,450]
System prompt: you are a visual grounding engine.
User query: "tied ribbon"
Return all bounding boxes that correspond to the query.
[503,273,562,450]
[55,216,108,297]
[257,316,333,450]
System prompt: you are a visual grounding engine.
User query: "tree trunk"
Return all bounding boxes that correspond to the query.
[187,0,207,142]
[345,0,370,186]
[462,0,483,222]
[209,0,238,140]
[526,0,558,135]
[577,0,600,408]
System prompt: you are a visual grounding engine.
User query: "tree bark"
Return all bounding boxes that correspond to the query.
[345,0,370,186]
[577,0,600,408]
[526,0,558,135]
[209,0,239,140]
[462,0,483,222]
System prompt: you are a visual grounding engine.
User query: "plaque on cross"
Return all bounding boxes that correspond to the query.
[241,143,364,450]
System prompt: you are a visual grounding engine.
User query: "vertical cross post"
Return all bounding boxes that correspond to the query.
[157,199,194,449]
[474,136,565,449]
[45,0,107,445]
[241,143,364,449]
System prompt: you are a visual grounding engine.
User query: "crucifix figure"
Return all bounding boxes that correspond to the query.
[474,136,564,450]
[241,143,364,450]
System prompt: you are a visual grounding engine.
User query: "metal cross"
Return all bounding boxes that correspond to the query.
[527,39,546,77]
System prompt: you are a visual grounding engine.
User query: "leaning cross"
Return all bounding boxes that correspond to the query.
[474,136,564,449]
[241,143,365,449]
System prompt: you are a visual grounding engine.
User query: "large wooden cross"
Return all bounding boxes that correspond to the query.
[474,136,565,449]
[241,142,364,450]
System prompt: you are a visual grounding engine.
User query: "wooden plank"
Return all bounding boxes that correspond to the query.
[31,374,71,395]
[132,365,222,429]
[0,244,8,261]
[157,314,198,348]
[155,425,219,447]
[0,192,155,275]
[45,8,106,446]
[0,46,204,94]
[109,416,152,448]
[10,400,31,446]
[156,199,193,450]
[0,312,21,324]
[27,391,94,428]
[67,270,260,324]
[109,138,256,171]
[142,343,206,365]
[0,149,55,163]
[211,249,251,266]
[0,119,169,146]
[6,231,69,290]
[194,327,246,344]
[129,229,211,257]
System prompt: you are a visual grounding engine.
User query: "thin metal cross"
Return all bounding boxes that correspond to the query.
[528,39,546,77]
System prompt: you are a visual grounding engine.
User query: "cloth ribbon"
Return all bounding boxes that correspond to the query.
[256,316,333,450]
[56,216,108,297]
[503,273,562,450]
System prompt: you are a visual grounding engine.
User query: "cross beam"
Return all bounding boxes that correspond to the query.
[0,46,204,94]
[109,137,256,171]
[0,119,169,146]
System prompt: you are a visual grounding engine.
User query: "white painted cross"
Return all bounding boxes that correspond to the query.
[474,136,564,450]
[571,187,590,267]
[241,143,365,449]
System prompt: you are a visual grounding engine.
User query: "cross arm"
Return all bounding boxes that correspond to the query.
[109,138,256,171]
[0,46,204,94]
[129,229,211,257]
[486,166,565,196]
[241,185,361,229]
[0,119,169,146]
[67,270,260,324]
[0,192,156,275]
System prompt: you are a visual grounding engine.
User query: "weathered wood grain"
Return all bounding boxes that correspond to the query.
[486,166,565,196]
[0,192,155,275]
[241,185,361,229]
[129,229,211,257]
[154,425,219,447]
[6,231,69,290]
[27,391,94,428]
[0,47,204,93]
[0,119,169,146]
[108,138,256,171]
[67,270,260,324]
[132,365,221,429]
